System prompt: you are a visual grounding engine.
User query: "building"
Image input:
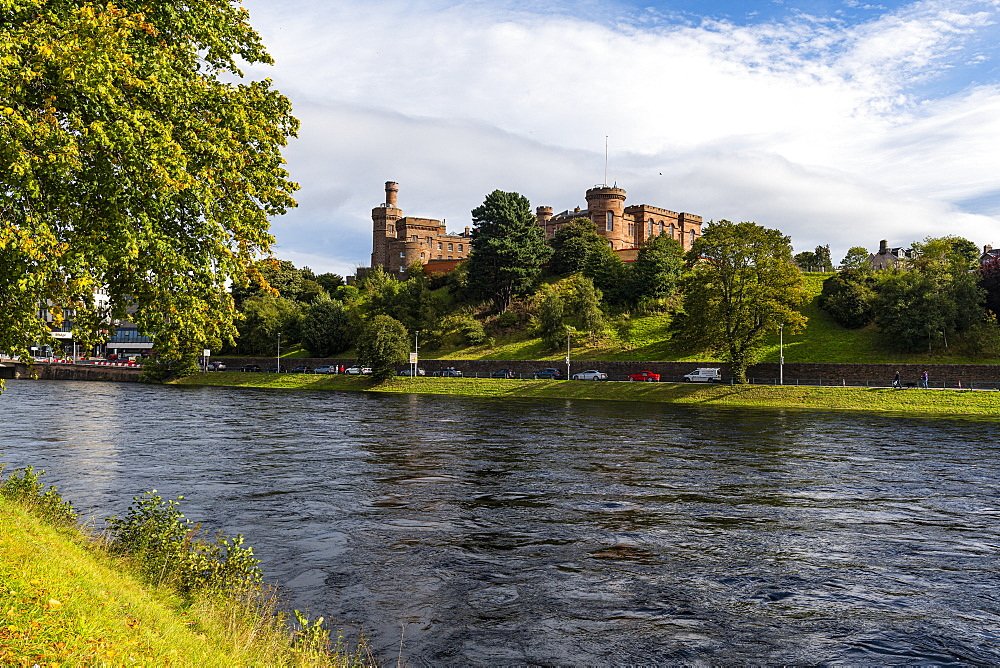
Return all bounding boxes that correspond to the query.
[536,185,703,252]
[371,181,472,277]
[365,181,704,276]
[979,245,1000,265]
[869,240,917,270]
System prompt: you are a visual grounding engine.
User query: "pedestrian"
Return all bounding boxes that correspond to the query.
[893,370,900,389]
[921,370,928,389]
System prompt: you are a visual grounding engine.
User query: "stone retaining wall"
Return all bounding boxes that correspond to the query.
[6,362,142,383]
[219,357,1000,384]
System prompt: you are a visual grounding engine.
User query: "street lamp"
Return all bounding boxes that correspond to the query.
[412,330,420,378]
[277,331,281,373]
[779,323,784,386]
[565,326,573,379]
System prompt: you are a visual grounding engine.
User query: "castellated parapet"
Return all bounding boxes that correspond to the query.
[369,182,471,277]
[364,181,703,277]
[539,185,702,251]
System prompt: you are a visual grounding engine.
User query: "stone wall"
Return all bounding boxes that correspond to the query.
[218,357,1000,384]
[7,362,142,383]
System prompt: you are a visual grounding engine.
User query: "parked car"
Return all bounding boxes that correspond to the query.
[345,366,372,375]
[239,364,262,372]
[289,365,313,374]
[433,367,463,377]
[683,367,723,382]
[265,365,285,373]
[533,368,563,380]
[398,368,427,376]
[491,368,516,379]
[627,371,660,382]
[206,361,227,371]
[313,365,336,374]
[572,370,608,381]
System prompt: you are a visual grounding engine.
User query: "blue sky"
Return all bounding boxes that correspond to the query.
[242,0,1000,275]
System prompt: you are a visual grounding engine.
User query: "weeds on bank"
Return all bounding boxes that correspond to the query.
[0,461,373,666]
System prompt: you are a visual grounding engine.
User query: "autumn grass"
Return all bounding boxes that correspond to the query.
[174,373,1000,418]
[0,489,371,667]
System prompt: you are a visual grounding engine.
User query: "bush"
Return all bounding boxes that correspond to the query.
[106,492,262,598]
[0,464,77,526]
[820,270,877,329]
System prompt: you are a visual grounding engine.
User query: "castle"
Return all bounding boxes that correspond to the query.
[368,181,703,276]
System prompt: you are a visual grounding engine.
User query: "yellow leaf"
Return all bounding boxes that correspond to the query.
[47,598,63,608]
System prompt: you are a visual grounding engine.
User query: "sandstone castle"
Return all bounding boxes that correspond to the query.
[368,181,703,275]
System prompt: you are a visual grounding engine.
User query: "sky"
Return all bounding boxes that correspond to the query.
[240,0,1000,276]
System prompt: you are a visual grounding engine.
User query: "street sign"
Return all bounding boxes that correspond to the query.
[409,353,418,363]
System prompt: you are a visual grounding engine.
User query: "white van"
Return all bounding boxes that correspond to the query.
[683,368,722,382]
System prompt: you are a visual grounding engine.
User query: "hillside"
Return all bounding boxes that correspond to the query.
[425,272,1000,365]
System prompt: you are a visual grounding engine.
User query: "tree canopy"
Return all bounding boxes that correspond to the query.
[356,315,409,382]
[1,1,298,364]
[680,220,808,382]
[549,217,607,276]
[466,190,552,313]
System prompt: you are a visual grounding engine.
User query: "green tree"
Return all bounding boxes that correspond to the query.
[536,283,566,349]
[549,217,607,275]
[315,273,344,295]
[912,235,980,273]
[300,298,355,357]
[234,296,302,356]
[582,242,628,306]
[466,190,552,313]
[356,315,409,382]
[794,251,818,271]
[819,270,878,329]
[566,275,605,340]
[1,1,298,365]
[680,220,808,383]
[629,234,684,304]
[874,261,984,352]
[814,245,833,272]
[840,247,872,271]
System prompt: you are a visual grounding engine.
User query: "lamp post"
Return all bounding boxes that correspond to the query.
[277,331,281,373]
[565,326,572,379]
[779,323,784,386]
[413,330,420,378]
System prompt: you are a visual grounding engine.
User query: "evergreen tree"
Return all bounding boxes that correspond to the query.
[466,190,553,313]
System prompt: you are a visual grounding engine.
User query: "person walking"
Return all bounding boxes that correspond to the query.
[893,370,901,389]
[921,370,929,389]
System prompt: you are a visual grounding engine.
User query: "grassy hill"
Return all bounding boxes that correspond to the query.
[427,272,1000,365]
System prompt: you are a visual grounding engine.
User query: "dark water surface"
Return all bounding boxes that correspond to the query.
[2,380,999,664]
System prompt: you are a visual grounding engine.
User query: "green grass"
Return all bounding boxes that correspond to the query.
[174,373,1000,417]
[0,489,371,667]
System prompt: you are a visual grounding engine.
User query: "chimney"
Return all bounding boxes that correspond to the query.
[985,244,993,253]
[385,181,398,208]
[879,240,888,255]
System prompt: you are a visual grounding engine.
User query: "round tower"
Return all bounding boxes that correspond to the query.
[585,186,627,248]
[371,181,402,269]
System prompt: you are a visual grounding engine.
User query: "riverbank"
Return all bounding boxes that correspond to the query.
[0,484,367,666]
[172,373,1000,417]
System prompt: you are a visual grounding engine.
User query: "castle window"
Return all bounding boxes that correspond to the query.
[458,244,463,252]
[400,266,406,272]
[438,242,443,250]
[438,254,442,259]
[659,221,664,235]
[689,229,696,246]
[648,218,655,237]
[420,252,425,259]
[606,211,613,232]
[628,223,634,237]
[448,243,453,252]
[400,251,405,258]
[669,223,676,238]
[427,237,432,244]
[411,235,418,241]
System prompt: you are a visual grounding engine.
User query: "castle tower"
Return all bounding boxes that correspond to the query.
[371,181,402,269]
[535,206,553,238]
[585,186,627,249]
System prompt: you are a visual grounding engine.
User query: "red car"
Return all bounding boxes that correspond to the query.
[627,371,660,382]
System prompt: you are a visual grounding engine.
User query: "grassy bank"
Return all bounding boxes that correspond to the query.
[174,372,1000,417]
[0,478,368,666]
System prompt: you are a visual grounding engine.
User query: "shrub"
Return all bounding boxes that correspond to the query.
[106,492,262,598]
[0,464,77,526]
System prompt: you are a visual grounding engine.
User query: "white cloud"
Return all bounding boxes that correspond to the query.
[242,0,1000,268]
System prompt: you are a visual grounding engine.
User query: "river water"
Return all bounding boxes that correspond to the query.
[2,380,999,664]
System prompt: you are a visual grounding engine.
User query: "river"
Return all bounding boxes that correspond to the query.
[2,380,998,664]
